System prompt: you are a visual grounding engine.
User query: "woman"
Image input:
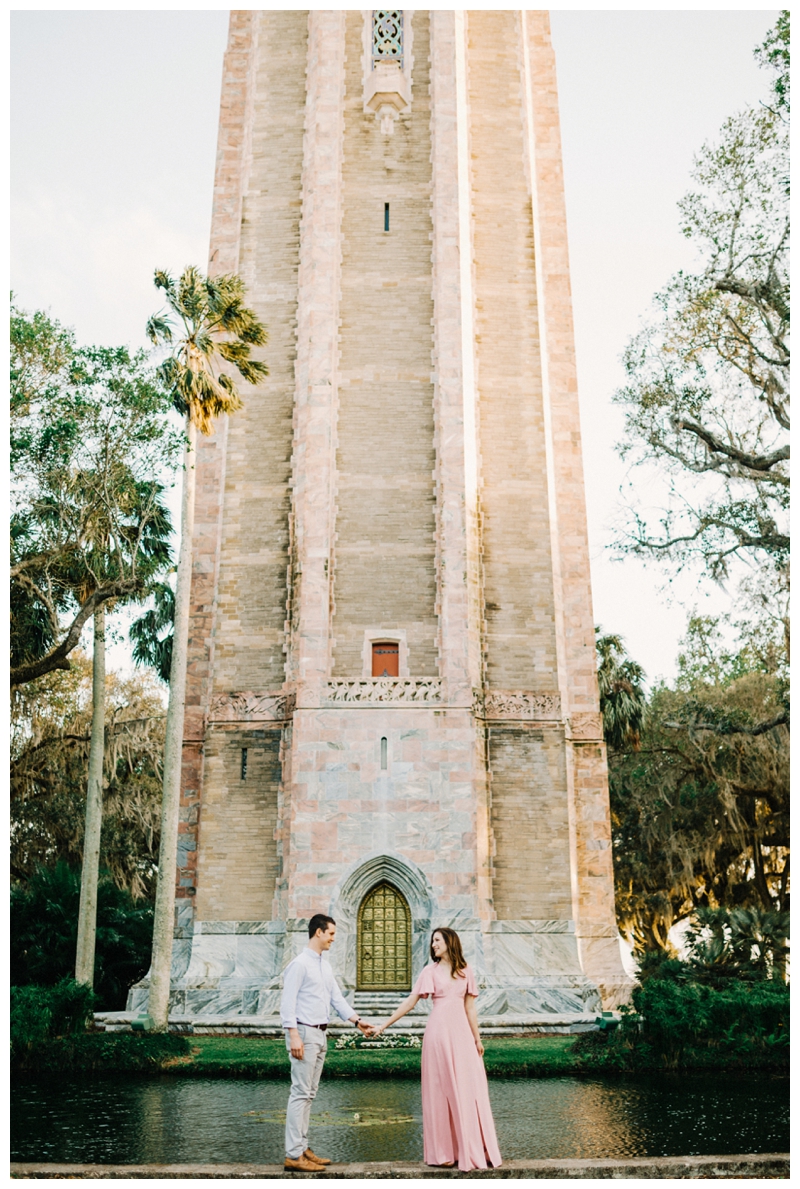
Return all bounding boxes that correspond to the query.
[372,927,502,1171]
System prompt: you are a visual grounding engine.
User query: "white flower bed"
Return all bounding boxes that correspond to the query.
[334,1033,421,1050]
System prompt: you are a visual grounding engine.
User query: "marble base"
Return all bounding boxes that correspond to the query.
[96,1008,605,1036]
[128,918,612,1017]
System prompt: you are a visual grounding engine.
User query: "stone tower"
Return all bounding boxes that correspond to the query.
[135,9,629,1023]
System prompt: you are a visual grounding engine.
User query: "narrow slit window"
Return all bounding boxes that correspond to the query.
[380,737,388,770]
[241,748,248,780]
[372,641,399,677]
[384,202,390,232]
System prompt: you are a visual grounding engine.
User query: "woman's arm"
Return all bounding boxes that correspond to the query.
[464,994,484,1056]
[372,993,421,1034]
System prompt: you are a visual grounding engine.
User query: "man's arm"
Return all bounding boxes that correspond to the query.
[280,959,302,1030]
[280,960,305,1060]
[329,971,371,1034]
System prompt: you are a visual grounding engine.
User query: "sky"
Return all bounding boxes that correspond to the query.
[10,7,779,684]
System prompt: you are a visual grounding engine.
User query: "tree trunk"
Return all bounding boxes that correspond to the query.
[75,604,106,987]
[148,419,197,1031]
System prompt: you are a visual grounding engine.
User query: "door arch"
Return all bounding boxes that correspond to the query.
[357,881,412,991]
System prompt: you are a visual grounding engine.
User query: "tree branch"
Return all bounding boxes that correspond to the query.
[670,417,789,474]
[663,710,788,737]
[10,579,143,688]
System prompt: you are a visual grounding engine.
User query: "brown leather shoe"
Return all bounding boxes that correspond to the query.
[305,1149,332,1166]
[284,1155,321,1171]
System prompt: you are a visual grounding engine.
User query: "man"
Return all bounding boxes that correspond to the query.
[280,913,373,1171]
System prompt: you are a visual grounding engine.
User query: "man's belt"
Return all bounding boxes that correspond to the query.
[297,1021,328,1031]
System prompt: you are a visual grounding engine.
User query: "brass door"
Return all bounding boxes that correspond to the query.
[357,882,412,991]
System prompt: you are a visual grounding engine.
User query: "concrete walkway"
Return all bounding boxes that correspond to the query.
[9,1154,789,1178]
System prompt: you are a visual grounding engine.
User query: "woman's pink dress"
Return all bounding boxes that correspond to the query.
[412,961,502,1171]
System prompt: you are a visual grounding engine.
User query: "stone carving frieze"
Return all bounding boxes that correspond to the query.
[208,691,296,723]
[476,690,562,721]
[324,679,442,705]
[568,712,604,741]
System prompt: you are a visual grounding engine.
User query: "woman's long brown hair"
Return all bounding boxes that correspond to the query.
[430,927,467,978]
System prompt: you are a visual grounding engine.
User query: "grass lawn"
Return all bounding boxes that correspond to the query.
[14,1033,582,1078]
[181,1034,579,1079]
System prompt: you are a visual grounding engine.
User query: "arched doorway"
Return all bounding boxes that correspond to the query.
[357,882,412,991]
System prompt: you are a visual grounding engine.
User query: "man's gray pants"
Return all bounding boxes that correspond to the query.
[285,1025,328,1159]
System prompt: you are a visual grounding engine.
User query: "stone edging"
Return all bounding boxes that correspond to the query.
[9,1154,790,1179]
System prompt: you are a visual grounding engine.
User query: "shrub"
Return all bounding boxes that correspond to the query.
[15,1032,192,1075]
[11,978,96,1062]
[11,861,153,1009]
[573,977,789,1072]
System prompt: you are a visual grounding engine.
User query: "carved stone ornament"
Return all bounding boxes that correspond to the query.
[208,691,296,723]
[324,679,442,704]
[365,11,410,134]
[569,712,604,740]
[476,690,562,721]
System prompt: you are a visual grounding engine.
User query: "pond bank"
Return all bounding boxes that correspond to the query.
[15,1035,580,1078]
[9,1153,791,1179]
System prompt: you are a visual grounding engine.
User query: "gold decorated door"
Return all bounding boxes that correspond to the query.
[357,882,412,991]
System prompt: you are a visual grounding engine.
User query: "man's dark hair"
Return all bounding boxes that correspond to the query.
[308,913,336,939]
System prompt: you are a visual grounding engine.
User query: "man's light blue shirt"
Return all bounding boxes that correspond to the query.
[280,947,356,1030]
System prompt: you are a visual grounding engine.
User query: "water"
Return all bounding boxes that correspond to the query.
[12,1074,788,1165]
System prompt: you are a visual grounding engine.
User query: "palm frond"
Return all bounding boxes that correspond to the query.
[146,314,173,346]
[153,270,176,298]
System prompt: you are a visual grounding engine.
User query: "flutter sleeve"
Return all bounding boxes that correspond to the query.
[412,963,437,998]
[464,964,478,997]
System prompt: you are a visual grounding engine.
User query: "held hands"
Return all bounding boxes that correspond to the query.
[358,1021,386,1038]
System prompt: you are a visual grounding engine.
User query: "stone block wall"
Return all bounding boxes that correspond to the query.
[194,727,283,921]
[486,726,573,921]
[466,11,559,694]
[211,10,307,692]
[332,11,438,678]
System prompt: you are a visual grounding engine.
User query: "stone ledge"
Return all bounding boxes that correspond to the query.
[9,1154,790,1179]
[94,1011,604,1037]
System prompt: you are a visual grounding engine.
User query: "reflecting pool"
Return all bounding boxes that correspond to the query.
[12,1073,789,1165]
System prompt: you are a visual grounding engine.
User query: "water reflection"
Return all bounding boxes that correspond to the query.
[12,1074,788,1165]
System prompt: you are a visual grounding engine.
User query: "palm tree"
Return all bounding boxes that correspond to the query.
[595,630,647,751]
[73,475,173,990]
[145,267,267,1030]
[130,579,175,685]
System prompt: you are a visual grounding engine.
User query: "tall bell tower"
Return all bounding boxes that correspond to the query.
[131,10,630,1024]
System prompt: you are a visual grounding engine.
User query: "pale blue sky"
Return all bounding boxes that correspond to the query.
[10,8,779,683]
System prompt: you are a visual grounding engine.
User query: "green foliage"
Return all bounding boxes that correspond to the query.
[613,14,789,594]
[596,630,647,750]
[755,10,789,113]
[10,301,182,687]
[574,976,789,1074]
[607,618,788,953]
[683,906,789,985]
[147,266,268,435]
[10,301,75,417]
[11,978,96,1062]
[13,1031,192,1075]
[11,660,165,898]
[11,862,155,1010]
[130,579,174,684]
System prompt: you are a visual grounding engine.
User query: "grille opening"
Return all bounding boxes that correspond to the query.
[241,748,248,780]
[380,737,388,770]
